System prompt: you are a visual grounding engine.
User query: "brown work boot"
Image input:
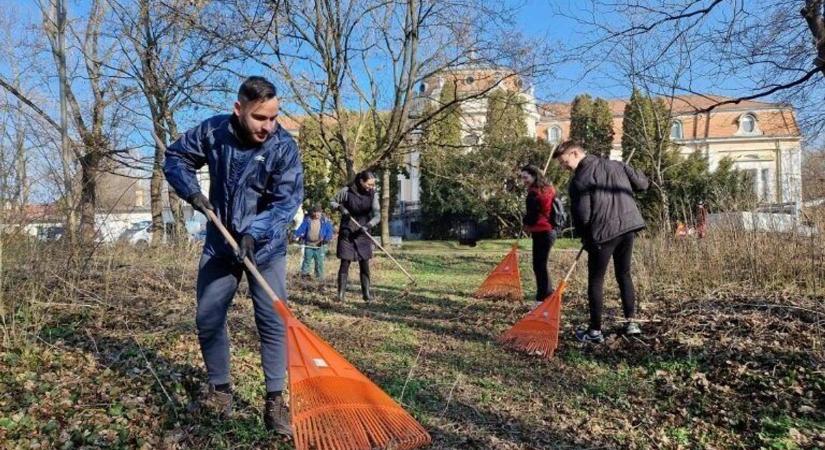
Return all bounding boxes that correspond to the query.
[263,396,293,436]
[195,384,232,420]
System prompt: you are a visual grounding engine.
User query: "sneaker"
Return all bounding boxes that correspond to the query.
[264,396,293,437]
[202,385,233,420]
[625,322,642,336]
[575,328,605,344]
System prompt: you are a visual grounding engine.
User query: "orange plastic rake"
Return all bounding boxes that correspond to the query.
[207,211,431,450]
[473,245,524,301]
[499,248,584,358]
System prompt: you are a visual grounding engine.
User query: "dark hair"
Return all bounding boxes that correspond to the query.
[355,170,376,184]
[310,204,322,214]
[520,164,547,188]
[553,139,584,159]
[238,76,277,103]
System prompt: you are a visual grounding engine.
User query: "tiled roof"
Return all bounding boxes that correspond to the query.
[537,95,800,143]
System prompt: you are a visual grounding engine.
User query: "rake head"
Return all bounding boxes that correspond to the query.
[278,302,431,450]
[499,281,566,358]
[473,247,523,301]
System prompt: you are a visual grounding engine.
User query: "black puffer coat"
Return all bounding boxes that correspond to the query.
[569,155,649,245]
[330,184,380,261]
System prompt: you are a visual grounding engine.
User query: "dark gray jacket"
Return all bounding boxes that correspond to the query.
[569,155,649,245]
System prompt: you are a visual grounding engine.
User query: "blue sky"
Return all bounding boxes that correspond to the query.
[5,0,787,107]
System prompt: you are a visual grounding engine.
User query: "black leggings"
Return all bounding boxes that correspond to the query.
[531,231,555,302]
[586,232,637,330]
[338,259,371,297]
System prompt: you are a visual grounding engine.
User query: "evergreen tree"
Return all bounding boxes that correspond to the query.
[569,94,593,145]
[419,81,478,237]
[298,118,343,209]
[621,89,678,226]
[570,94,614,158]
[591,98,615,158]
[483,89,527,148]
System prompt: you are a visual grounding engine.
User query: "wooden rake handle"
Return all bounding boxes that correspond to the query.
[348,216,416,284]
[205,210,290,317]
[562,247,585,284]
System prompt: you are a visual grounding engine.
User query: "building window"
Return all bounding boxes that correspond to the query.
[465,76,475,85]
[738,113,758,135]
[462,134,479,146]
[670,120,683,139]
[418,82,426,94]
[548,126,562,143]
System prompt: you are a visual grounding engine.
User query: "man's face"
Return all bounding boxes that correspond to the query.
[557,149,581,172]
[311,211,321,219]
[233,97,280,144]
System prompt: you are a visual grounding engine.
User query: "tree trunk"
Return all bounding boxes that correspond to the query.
[164,117,186,242]
[14,125,27,206]
[150,143,165,244]
[78,151,99,243]
[168,189,185,242]
[55,0,77,244]
[659,187,671,232]
[380,168,391,245]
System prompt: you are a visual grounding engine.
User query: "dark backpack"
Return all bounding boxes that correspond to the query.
[550,195,567,230]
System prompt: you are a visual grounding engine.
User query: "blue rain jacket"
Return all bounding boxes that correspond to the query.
[294,215,335,244]
[164,114,304,265]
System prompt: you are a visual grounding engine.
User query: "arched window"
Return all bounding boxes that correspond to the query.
[418,82,427,94]
[739,113,758,134]
[465,76,475,85]
[670,120,683,139]
[548,126,562,143]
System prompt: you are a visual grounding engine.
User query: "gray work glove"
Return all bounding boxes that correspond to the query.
[188,193,214,215]
[237,234,256,266]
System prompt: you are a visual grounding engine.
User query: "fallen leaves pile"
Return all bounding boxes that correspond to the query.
[1,242,823,449]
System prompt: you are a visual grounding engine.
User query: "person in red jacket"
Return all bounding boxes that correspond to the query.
[520,164,557,307]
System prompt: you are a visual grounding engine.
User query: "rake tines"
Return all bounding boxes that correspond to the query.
[499,282,564,358]
[284,305,431,450]
[499,248,585,359]
[474,245,523,301]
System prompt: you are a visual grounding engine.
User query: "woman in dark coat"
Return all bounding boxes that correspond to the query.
[330,171,380,302]
[520,164,557,308]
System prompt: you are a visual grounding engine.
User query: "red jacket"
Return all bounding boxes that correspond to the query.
[524,185,555,233]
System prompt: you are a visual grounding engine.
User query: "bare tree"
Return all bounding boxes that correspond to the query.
[3,0,138,245]
[106,0,240,242]
[566,0,825,140]
[180,0,551,243]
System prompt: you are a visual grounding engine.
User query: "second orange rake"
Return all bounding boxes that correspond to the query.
[499,248,584,358]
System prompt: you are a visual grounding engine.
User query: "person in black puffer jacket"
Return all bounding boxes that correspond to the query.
[330,171,380,302]
[553,140,649,343]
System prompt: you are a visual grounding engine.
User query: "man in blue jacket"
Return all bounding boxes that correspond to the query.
[164,76,303,436]
[294,204,335,281]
